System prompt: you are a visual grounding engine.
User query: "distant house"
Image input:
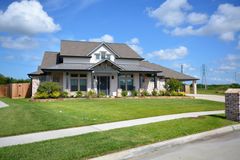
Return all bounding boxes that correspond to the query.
[28,40,198,97]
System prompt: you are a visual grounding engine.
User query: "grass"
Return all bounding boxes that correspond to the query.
[0,98,224,137]
[196,84,240,95]
[0,115,236,160]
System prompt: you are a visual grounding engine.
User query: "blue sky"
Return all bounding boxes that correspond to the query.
[0,0,240,84]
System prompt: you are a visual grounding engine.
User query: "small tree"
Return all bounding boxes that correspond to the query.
[165,79,183,92]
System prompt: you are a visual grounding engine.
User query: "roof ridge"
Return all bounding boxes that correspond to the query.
[61,39,127,45]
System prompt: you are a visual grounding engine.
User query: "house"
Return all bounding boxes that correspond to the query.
[28,40,198,97]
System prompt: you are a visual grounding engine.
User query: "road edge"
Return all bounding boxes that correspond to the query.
[90,124,240,160]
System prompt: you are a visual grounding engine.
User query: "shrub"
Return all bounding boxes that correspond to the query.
[37,82,61,95]
[98,91,106,98]
[171,91,179,96]
[121,91,128,97]
[177,92,186,96]
[76,91,83,98]
[165,79,183,92]
[164,91,171,96]
[34,92,49,99]
[141,90,149,97]
[131,90,138,97]
[87,90,96,98]
[151,90,158,96]
[159,90,166,96]
[50,91,61,98]
[61,91,68,98]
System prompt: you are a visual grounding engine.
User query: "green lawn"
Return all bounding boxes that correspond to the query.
[0,115,236,160]
[0,98,224,137]
[197,88,226,95]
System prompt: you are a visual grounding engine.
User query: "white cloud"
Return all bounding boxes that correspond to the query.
[0,0,60,35]
[89,34,114,43]
[126,38,143,55]
[170,3,240,41]
[218,54,240,71]
[174,63,196,71]
[148,46,188,60]
[147,0,192,27]
[0,36,38,49]
[187,12,208,25]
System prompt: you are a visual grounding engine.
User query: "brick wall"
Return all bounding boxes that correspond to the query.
[225,89,240,121]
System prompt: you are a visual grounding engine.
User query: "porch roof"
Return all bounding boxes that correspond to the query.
[41,61,160,73]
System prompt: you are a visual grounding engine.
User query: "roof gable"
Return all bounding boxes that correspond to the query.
[60,40,143,59]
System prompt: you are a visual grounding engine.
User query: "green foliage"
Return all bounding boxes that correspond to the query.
[121,91,128,97]
[98,91,106,98]
[151,90,158,96]
[230,83,240,88]
[140,90,149,97]
[0,73,30,85]
[165,79,183,92]
[76,91,83,98]
[159,90,166,96]
[131,90,138,97]
[50,91,61,98]
[61,91,68,98]
[35,82,62,99]
[34,92,49,99]
[37,82,61,94]
[87,90,96,98]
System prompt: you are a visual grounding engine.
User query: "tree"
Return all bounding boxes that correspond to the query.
[165,79,183,92]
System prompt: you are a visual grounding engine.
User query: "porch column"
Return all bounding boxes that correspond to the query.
[192,80,197,94]
[154,74,157,89]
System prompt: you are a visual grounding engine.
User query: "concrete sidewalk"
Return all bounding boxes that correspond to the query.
[0,101,8,109]
[187,94,225,102]
[0,110,224,148]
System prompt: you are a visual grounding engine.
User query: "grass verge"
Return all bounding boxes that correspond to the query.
[0,115,236,160]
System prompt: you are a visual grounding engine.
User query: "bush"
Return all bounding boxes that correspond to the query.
[171,91,179,96]
[98,91,106,98]
[76,91,83,98]
[61,91,68,98]
[37,82,61,94]
[87,90,96,98]
[131,90,138,97]
[121,91,128,97]
[151,90,158,96]
[165,79,183,92]
[34,92,49,99]
[50,91,61,98]
[140,90,149,97]
[159,90,166,96]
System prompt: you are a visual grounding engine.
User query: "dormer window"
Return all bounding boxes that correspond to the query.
[106,54,111,60]
[95,54,100,60]
[101,51,106,59]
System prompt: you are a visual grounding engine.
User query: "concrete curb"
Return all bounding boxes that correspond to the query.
[90,124,240,160]
[0,101,8,109]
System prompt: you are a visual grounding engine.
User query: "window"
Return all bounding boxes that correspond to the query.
[70,74,87,91]
[95,54,100,60]
[70,79,78,91]
[101,52,106,59]
[79,79,87,91]
[118,74,134,91]
[106,54,111,60]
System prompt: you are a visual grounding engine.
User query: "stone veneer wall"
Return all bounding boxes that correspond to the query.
[225,89,240,122]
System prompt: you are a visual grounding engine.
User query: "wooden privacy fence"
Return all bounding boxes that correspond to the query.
[0,83,31,98]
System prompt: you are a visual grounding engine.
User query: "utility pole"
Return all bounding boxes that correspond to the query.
[181,64,183,73]
[202,64,207,90]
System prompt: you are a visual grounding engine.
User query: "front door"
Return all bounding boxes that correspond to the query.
[97,76,110,95]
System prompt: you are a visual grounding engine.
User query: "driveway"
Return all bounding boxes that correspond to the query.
[187,94,225,102]
[0,101,8,108]
[129,131,240,160]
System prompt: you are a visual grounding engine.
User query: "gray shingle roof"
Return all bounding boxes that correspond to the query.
[41,63,92,71]
[41,51,59,68]
[140,61,198,81]
[60,40,143,59]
